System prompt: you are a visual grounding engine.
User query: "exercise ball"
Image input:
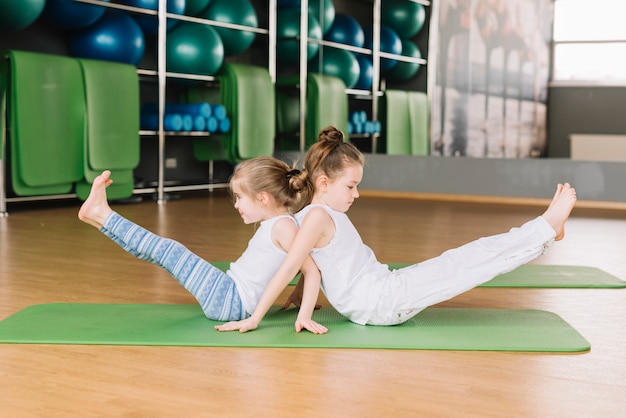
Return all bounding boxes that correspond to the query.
[353,55,373,90]
[382,0,426,38]
[166,22,224,75]
[120,0,185,35]
[200,0,257,57]
[69,11,145,66]
[324,13,364,48]
[364,25,401,72]
[386,39,421,80]
[277,8,322,64]
[0,0,45,32]
[42,0,109,30]
[308,0,334,34]
[310,47,359,89]
[185,0,210,16]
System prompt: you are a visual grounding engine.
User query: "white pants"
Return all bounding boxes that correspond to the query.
[367,216,555,325]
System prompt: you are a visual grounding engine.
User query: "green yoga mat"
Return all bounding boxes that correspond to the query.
[480,264,626,288]
[386,263,626,288]
[219,63,275,162]
[0,304,589,352]
[6,50,84,195]
[211,262,625,288]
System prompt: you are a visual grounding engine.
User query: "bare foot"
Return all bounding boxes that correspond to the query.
[541,183,577,240]
[78,170,114,229]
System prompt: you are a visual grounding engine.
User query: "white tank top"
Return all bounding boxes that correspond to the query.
[295,205,390,325]
[228,214,296,315]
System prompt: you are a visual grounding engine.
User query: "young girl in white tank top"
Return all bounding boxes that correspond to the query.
[79,157,328,334]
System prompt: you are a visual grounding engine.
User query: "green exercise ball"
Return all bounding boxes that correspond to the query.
[382,0,426,38]
[310,47,359,89]
[277,8,322,64]
[166,22,224,75]
[309,0,335,35]
[386,39,421,81]
[200,0,258,57]
[0,0,45,32]
[185,0,211,16]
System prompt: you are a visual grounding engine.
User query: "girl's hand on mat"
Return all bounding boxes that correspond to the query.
[215,317,259,333]
[295,318,328,334]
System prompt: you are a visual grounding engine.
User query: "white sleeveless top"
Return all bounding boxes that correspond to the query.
[228,214,296,315]
[295,205,390,325]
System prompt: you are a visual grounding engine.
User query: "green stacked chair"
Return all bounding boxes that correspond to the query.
[381,90,429,155]
[75,59,140,200]
[3,50,84,196]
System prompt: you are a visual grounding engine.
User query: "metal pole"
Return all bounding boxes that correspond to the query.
[157,0,167,204]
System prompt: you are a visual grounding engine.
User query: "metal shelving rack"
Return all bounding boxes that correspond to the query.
[0,0,278,215]
[294,0,429,153]
[1,0,430,214]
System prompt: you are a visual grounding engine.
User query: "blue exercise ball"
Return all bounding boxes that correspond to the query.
[354,55,373,90]
[364,25,402,72]
[0,0,45,32]
[382,0,426,38]
[69,11,145,66]
[200,0,257,57]
[120,0,185,35]
[310,47,359,89]
[386,39,421,81]
[324,13,364,48]
[277,8,322,64]
[166,22,224,75]
[42,0,109,30]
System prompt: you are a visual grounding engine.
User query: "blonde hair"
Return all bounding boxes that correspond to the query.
[230,156,311,214]
[304,125,364,183]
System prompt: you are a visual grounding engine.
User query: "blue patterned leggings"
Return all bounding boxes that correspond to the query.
[101,212,247,321]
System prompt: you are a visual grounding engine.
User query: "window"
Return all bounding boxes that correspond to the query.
[553,0,626,82]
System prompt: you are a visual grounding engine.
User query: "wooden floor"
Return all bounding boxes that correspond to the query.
[1,190,625,417]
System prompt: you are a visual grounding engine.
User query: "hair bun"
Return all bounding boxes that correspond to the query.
[319,125,344,144]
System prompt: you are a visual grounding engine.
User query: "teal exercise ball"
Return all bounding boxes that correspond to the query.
[277,8,322,64]
[69,11,145,66]
[166,22,224,75]
[0,0,45,32]
[185,0,211,16]
[309,0,335,35]
[382,0,426,38]
[386,39,421,81]
[310,47,359,89]
[200,0,257,57]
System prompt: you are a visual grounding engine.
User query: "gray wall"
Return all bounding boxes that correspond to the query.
[277,151,626,203]
[547,85,626,158]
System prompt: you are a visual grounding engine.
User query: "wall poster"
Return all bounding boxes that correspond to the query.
[431,0,552,158]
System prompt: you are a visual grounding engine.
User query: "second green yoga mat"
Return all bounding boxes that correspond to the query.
[211,262,625,288]
[0,303,589,352]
